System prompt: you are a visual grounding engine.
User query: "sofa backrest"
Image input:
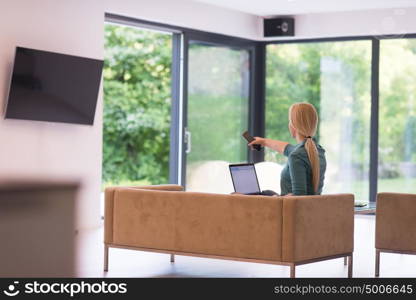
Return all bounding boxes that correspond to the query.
[376,192,416,252]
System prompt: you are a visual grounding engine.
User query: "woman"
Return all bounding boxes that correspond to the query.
[249,102,326,196]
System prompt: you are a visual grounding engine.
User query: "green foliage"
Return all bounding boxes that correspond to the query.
[404,116,416,161]
[187,95,248,164]
[103,24,172,185]
[187,45,249,166]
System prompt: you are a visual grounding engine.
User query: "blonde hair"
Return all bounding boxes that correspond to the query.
[289,102,320,194]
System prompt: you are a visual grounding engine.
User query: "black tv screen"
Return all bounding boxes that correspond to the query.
[5,47,103,125]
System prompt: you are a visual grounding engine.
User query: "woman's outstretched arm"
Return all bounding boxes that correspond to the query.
[248,137,289,154]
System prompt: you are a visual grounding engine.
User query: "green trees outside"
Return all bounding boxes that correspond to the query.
[378,38,416,190]
[379,39,416,174]
[103,24,172,187]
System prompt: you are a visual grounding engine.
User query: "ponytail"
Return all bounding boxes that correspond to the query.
[304,137,320,194]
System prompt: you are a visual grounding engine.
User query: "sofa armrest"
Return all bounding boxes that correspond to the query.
[104,185,184,244]
[282,194,354,262]
[376,193,416,251]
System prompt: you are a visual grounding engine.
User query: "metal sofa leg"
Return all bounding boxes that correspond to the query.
[348,254,353,278]
[170,254,175,263]
[104,245,109,272]
[290,264,296,278]
[375,249,380,277]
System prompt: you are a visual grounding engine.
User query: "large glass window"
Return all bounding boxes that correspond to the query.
[266,41,371,201]
[185,43,250,193]
[103,23,172,187]
[378,38,416,193]
[102,16,416,201]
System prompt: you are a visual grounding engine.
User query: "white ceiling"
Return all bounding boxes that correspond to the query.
[190,0,416,16]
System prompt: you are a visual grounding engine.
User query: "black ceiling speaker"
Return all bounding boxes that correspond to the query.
[264,17,295,37]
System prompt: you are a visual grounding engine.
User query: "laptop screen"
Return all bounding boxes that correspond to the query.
[229,164,260,194]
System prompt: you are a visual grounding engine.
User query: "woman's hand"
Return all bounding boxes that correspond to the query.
[248,137,289,154]
[247,137,266,150]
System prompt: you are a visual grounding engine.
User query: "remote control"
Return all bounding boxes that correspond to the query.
[242,131,261,151]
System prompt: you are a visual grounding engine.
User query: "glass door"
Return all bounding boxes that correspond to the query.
[184,41,251,193]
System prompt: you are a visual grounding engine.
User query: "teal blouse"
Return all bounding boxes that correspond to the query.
[280,138,326,196]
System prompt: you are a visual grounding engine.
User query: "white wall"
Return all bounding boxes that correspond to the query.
[0,0,105,229]
[0,0,260,229]
[105,0,261,40]
[263,7,416,41]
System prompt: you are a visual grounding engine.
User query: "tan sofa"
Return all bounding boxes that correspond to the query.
[375,193,416,277]
[104,185,354,277]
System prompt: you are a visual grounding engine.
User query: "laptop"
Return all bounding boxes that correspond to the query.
[229,163,262,195]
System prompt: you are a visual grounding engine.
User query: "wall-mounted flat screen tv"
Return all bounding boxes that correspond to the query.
[5,47,103,125]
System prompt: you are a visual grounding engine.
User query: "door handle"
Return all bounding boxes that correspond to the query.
[184,128,191,154]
